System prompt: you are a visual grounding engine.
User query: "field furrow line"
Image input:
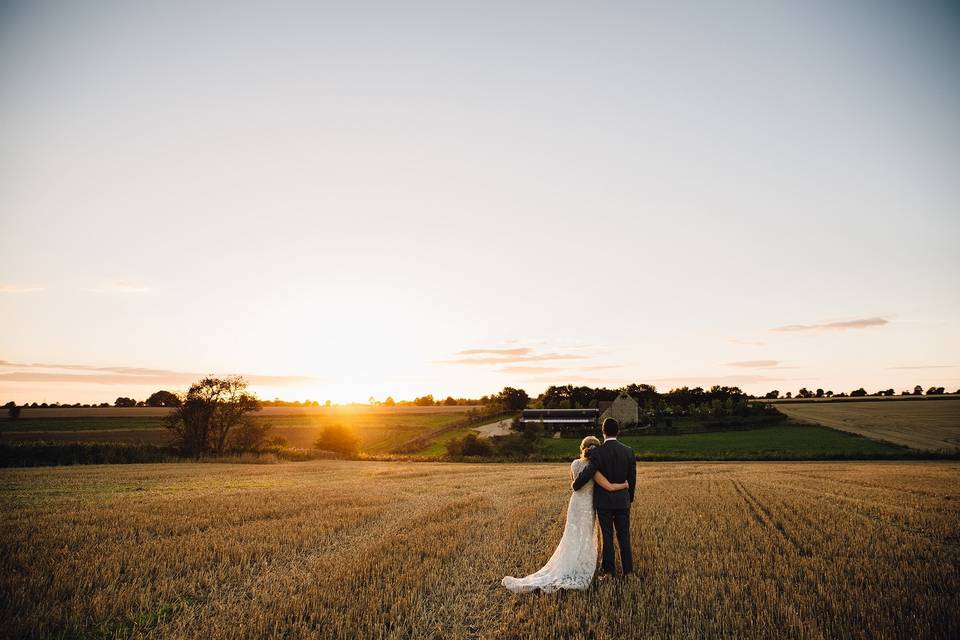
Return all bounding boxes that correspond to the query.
[731,478,809,557]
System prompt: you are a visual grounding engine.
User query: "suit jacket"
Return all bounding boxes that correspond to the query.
[571,439,636,511]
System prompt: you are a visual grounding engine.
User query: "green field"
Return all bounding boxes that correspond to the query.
[539,422,909,460]
[412,427,479,456]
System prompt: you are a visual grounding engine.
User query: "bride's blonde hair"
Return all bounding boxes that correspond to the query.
[579,435,601,459]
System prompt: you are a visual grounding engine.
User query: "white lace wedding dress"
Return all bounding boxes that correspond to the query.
[502,458,598,592]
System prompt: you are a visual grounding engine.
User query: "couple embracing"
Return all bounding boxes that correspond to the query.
[503,418,637,593]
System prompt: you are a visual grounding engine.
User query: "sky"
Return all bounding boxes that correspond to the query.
[1,1,959,404]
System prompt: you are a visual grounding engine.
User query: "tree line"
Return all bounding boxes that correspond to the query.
[764,385,956,399]
[535,383,756,418]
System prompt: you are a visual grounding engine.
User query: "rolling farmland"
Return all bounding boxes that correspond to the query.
[775,397,960,452]
[2,460,957,639]
[0,407,471,453]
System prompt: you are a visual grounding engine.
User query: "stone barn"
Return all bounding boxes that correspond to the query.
[598,391,639,428]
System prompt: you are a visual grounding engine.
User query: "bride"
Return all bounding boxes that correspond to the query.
[502,436,629,593]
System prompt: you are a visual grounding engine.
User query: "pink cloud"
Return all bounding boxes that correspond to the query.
[724,360,780,368]
[771,317,888,332]
[457,347,532,356]
[0,284,43,293]
[0,361,316,387]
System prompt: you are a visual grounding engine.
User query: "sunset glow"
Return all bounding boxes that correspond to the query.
[1,2,958,404]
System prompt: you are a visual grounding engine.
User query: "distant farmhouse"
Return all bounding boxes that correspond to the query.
[521,391,642,436]
[598,391,639,427]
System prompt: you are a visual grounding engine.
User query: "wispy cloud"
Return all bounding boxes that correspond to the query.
[724,360,781,368]
[457,347,531,356]
[0,284,43,294]
[728,338,765,346]
[0,360,315,387]
[84,280,151,293]
[0,361,181,375]
[440,342,607,371]
[771,317,888,332]
[437,353,589,365]
[887,365,956,370]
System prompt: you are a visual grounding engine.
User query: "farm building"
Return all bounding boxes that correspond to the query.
[520,408,599,435]
[598,391,640,427]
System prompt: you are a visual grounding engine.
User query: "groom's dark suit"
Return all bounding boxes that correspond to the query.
[572,438,637,575]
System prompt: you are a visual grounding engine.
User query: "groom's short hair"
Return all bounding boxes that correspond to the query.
[602,417,619,437]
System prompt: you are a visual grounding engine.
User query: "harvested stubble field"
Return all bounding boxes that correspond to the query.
[775,397,960,452]
[1,460,958,639]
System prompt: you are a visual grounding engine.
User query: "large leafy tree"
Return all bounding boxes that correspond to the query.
[497,387,529,411]
[164,376,261,456]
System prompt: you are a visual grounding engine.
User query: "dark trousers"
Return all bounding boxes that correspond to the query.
[597,508,633,574]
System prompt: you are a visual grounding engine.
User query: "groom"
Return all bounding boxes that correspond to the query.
[572,417,637,576]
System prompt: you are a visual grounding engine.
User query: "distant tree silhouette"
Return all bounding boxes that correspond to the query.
[443,396,457,406]
[622,384,659,405]
[797,388,813,399]
[815,388,824,398]
[927,386,945,395]
[497,387,530,411]
[764,390,780,399]
[383,396,395,407]
[414,394,435,407]
[850,388,867,397]
[785,392,792,399]
[146,390,182,407]
[913,385,924,396]
[825,390,834,397]
[114,397,137,407]
[4,401,21,419]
